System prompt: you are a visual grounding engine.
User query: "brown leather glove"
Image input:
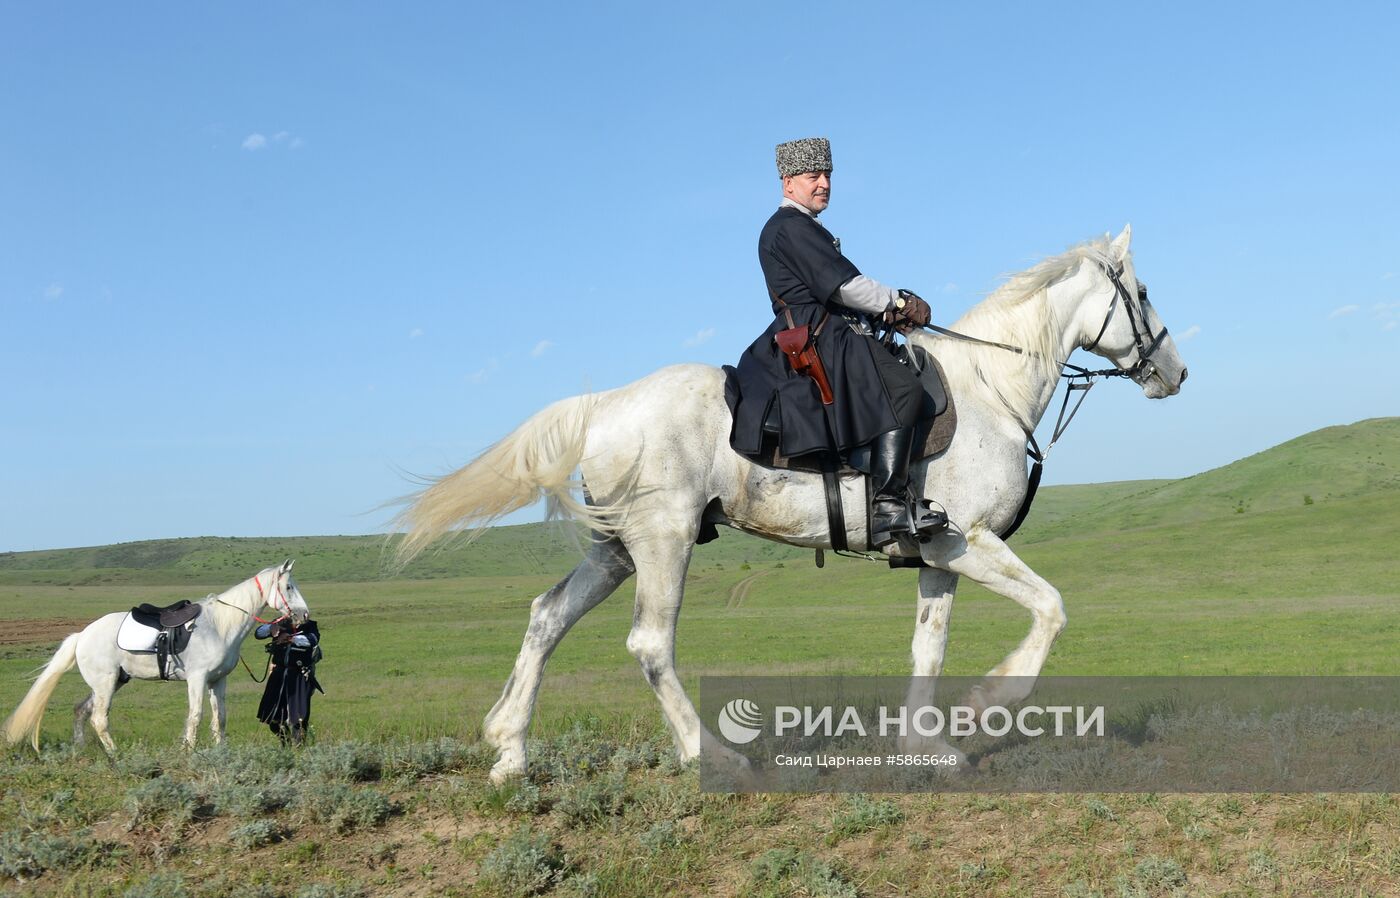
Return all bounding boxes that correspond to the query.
[894,289,931,332]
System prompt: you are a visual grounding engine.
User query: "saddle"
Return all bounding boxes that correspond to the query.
[117,600,202,680]
[132,600,202,629]
[717,344,957,553]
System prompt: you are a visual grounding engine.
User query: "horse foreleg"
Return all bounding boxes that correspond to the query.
[941,527,1066,710]
[484,536,634,784]
[208,678,228,744]
[911,567,958,678]
[899,568,965,763]
[183,672,208,749]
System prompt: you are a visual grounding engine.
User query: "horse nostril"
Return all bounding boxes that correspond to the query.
[1179,367,1189,384]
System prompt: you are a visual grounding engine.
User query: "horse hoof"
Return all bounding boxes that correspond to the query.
[489,759,526,785]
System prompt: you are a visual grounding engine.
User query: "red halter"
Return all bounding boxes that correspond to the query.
[251,573,295,625]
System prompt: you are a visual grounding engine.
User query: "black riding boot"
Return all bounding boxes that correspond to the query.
[869,426,947,549]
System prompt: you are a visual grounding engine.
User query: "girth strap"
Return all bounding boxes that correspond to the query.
[821,458,849,552]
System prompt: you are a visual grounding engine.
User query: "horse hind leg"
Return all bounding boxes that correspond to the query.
[624,530,719,766]
[84,675,126,755]
[484,535,635,784]
[75,658,126,755]
[72,694,92,746]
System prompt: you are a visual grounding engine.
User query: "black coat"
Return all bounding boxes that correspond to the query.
[256,619,322,734]
[729,206,917,458]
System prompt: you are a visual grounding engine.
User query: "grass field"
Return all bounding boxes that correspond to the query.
[1,418,1398,896]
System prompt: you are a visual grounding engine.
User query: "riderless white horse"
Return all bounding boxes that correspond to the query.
[394,226,1187,783]
[2,560,310,752]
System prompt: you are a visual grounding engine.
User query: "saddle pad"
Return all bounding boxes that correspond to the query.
[116,613,161,653]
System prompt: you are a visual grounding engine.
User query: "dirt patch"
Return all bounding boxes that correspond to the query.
[0,617,88,646]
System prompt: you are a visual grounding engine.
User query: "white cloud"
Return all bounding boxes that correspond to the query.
[530,340,554,358]
[941,283,959,294]
[43,283,63,301]
[1328,304,1359,319]
[244,131,303,151]
[684,327,716,347]
[409,328,423,339]
[1374,303,1400,331]
[467,358,500,383]
[1383,272,1396,281]
[1176,324,1201,341]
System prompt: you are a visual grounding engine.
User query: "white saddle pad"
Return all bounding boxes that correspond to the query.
[116,613,160,653]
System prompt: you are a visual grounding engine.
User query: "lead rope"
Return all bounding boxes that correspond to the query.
[238,652,273,683]
[216,572,293,682]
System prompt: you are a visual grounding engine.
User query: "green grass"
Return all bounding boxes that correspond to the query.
[3,736,1398,897]
[2,418,1399,745]
[2,418,1399,896]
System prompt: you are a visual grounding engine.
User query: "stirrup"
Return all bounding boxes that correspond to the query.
[871,493,945,549]
[910,499,948,541]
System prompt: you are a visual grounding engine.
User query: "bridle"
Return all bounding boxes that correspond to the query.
[212,568,307,682]
[216,571,298,625]
[889,259,1174,543]
[251,573,298,625]
[1028,261,1171,468]
[1080,261,1169,385]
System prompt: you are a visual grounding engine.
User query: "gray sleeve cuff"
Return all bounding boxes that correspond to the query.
[836,275,898,315]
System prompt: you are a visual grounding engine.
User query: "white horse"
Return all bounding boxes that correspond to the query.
[2,560,310,752]
[394,226,1187,782]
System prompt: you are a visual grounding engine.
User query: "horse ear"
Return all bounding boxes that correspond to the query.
[1110,224,1132,260]
[282,559,294,573]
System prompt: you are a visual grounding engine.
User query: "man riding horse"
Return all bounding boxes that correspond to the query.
[730,136,945,548]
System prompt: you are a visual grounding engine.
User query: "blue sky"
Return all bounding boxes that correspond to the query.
[3,2,1397,552]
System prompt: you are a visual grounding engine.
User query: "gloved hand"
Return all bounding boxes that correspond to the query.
[894,289,931,332]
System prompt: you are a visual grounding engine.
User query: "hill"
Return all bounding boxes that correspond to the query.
[1013,416,1400,541]
[1,417,1396,586]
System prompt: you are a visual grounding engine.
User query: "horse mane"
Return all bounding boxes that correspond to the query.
[913,237,1117,432]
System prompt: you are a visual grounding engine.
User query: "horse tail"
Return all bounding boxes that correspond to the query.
[392,393,628,568]
[2,633,80,751]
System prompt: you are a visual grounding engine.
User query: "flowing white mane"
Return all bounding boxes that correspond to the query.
[913,237,1118,432]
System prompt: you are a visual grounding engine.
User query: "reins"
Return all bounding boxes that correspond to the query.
[214,571,297,682]
[908,262,1167,543]
[918,262,1164,462]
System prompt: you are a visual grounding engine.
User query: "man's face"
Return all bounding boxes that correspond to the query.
[783,170,831,213]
